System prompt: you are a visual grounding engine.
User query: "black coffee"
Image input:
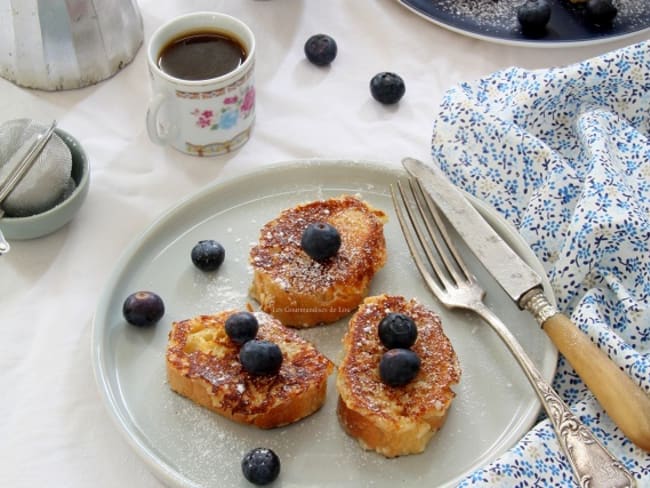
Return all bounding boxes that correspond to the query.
[158,31,247,80]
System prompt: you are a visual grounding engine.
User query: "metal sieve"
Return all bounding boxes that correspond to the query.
[0,118,73,218]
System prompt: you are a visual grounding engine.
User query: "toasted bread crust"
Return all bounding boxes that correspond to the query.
[336,397,449,457]
[166,311,334,429]
[337,295,461,457]
[249,195,387,327]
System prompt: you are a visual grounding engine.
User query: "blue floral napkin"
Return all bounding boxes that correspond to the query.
[430,41,650,486]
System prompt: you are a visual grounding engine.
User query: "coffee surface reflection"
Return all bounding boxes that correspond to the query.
[157,31,246,81]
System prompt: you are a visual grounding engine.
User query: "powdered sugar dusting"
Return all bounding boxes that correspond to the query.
[436,0,519,32]
[430,0,648,33]
[250,195,386,294]
[194,273,247,311]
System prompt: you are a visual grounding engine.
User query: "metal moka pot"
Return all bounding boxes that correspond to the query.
[0,0,143,91]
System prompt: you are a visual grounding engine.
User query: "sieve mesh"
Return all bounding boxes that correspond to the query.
[0,119,73,217]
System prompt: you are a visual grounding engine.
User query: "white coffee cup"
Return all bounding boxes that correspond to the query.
[146,12,256,156]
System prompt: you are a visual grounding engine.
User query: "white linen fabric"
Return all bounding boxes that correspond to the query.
[431,40,650,486]
[1,1,649,487]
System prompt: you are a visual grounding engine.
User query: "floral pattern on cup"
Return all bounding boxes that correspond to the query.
[191,86,255,131]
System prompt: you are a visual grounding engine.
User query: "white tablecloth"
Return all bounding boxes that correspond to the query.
[1,1,648,487]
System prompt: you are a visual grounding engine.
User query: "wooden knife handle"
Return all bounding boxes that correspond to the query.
[524,290,650,451]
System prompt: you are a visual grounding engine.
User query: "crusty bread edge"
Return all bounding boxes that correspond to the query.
[167,360,332,429]
[336,396,450,458]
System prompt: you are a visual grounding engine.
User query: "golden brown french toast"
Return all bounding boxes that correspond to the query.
[336,294,461,457]
[166,310,334,429]
[249,194,387,327]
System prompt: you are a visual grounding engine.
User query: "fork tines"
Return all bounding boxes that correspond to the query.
[391,178,473,294]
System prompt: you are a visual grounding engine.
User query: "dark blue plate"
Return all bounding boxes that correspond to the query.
[398,0,650,47]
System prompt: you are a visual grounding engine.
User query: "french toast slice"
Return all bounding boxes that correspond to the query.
[336,294,461,457]
[249,194,387,328]
[166,310,334,429]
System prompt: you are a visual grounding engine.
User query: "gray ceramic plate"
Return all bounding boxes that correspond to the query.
[92,160,557,488]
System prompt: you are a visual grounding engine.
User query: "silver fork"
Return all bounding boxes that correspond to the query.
[391,178,636,488]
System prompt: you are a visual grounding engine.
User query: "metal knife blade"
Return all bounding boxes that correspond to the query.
[402,157,541,307]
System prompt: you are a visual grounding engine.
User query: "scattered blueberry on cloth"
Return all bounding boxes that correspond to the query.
[430,40,650,486]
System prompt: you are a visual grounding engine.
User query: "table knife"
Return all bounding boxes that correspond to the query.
[403,156,650,452]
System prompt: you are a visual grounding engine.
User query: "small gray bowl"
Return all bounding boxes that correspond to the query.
[1,128,90,240]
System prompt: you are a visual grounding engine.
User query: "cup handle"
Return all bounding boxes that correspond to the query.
[146,93,173,145]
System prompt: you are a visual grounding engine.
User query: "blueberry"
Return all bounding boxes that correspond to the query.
[241,447,280,485]
[301,222,341,261]
[122,291,165,327]
[378,313,418,349]
[379,348,421,387]
[517,0,551,36]
[586,0,617,26]
[240,340,283,375]
[225,311,259,345]
[191,239,225,272]
[304,34,337,66]
[370,72,405,105]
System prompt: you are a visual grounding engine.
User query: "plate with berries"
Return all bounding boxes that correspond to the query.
[398,0,650,47]
[92,160,557,487]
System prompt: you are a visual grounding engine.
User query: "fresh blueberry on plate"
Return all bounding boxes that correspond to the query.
[517,0,551,37]
[191,239,225,272]
[241,447,281,485]
[586,0,618,26]
[122,291,165,327]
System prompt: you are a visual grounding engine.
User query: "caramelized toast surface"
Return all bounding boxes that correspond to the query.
[249,194,387,327]
[337,294,461,457]
[166,310,334,429]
